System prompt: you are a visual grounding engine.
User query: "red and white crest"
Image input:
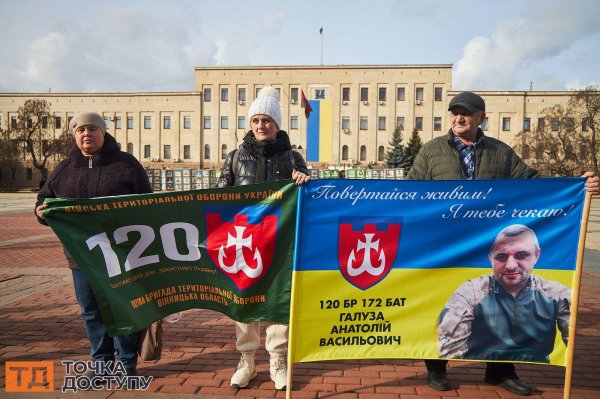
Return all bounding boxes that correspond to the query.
[206,213,278,291]
[338,222,401,290]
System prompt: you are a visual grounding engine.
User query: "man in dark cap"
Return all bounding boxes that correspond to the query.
[407,91,599,395]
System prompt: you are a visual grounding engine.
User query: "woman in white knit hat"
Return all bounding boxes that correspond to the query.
[217,86,310,390]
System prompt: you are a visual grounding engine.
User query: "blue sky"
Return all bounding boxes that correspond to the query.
[0,0,598,93]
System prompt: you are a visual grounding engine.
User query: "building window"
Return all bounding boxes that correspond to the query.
[103,117,110,129]
[221,88,229,102]
[221,144,228,160]
[144,116,151,129]
[42,140,49,153]
[183,116,191,129]
[204,88,212,102]
[10,116,17,128]
[378,116,386,130]
[290,116,298,129]
[127,143,133,154]
[582,117,589,132]
[183,145,191,159]
[434,117,442,131]
[434,87,443,101]
[290,88,298,102]
[378,146,385,161]
[68,116,73,126]
[203,116,211,129]
[238,116,245,130]
[238,88,246,102]
[502,117,511,131]
[41,116,48,129]
[360,117,368,130]
[396,117,404,130]
[523,117,531,131]
[415,87,424,101]
[115,116,121,129]
[537,117,545,131]
[415,117,423,130]
[342,87,350,102]
[378,87,387,102]
[255,87,262,98]
[342,145,348,161]
[342,117,350,130]
[204,144,210,159]
[144,145,151,158]
[360,145,366,161]
[397,87,405,101]
[127,116,133,129]
[551,118,560,131]
[481,117,488,131]
[360,87,369,102]
[163,145,171,159]
[163,116,171,129]
[55,117,62,129]
[221,116,228,129]
[27,118,33,128]
[565,117,574,131]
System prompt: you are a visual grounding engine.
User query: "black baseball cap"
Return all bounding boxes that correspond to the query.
[448,91,485,113]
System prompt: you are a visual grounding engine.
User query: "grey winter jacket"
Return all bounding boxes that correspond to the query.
[407,129,540,180]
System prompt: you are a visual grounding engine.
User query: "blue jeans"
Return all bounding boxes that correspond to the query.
[72,269,138,368]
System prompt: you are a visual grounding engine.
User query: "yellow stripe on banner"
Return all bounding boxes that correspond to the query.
[290,268,573,364]
[319,100,333,162]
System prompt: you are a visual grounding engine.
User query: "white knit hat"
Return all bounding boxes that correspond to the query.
[247,86,282,129]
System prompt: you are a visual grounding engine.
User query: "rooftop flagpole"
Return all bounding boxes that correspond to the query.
[320,26,323,65]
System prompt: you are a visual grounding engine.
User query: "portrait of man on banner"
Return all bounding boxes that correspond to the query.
[437,224,571,363]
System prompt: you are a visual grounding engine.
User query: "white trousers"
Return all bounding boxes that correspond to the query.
[234,321,288,356]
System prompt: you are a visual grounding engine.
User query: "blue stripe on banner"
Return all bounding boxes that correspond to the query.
[294,178,586,271]
[307,100,320,162]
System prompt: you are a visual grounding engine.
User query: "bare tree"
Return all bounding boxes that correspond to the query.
[0,99,74,183]
[570,86,599,174]
[514,104,589,176]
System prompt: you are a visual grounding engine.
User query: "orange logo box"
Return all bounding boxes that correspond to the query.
[5,361,54,392]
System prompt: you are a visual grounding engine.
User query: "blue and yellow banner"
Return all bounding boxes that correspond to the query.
[307,99,333,163]
[290,178,587,366]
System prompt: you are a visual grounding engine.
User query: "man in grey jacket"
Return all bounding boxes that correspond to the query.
[438,224,570,362]
[407,91,599,395]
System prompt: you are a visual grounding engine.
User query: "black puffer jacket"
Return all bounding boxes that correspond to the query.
[218,130,309,187]
[35,133,152,269]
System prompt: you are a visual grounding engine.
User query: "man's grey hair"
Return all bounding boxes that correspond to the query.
[489,224,540,254]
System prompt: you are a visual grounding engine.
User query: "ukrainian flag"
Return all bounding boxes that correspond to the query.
[306,99,333,163]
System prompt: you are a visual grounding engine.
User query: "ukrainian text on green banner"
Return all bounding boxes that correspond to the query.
[43,180,298,336]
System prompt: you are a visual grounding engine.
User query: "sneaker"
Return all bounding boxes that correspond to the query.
[230,353,257,388]
[269,355,287,390]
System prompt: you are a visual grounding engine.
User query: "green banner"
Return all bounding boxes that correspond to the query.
[43,180,298,336]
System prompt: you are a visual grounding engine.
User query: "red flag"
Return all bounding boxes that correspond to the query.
[301,89,313,118]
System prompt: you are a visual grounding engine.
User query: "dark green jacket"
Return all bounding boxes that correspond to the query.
[406,129,540,180]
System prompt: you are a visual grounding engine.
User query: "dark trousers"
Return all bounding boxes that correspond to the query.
[425,359,517,380]
[72,269,138,368]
